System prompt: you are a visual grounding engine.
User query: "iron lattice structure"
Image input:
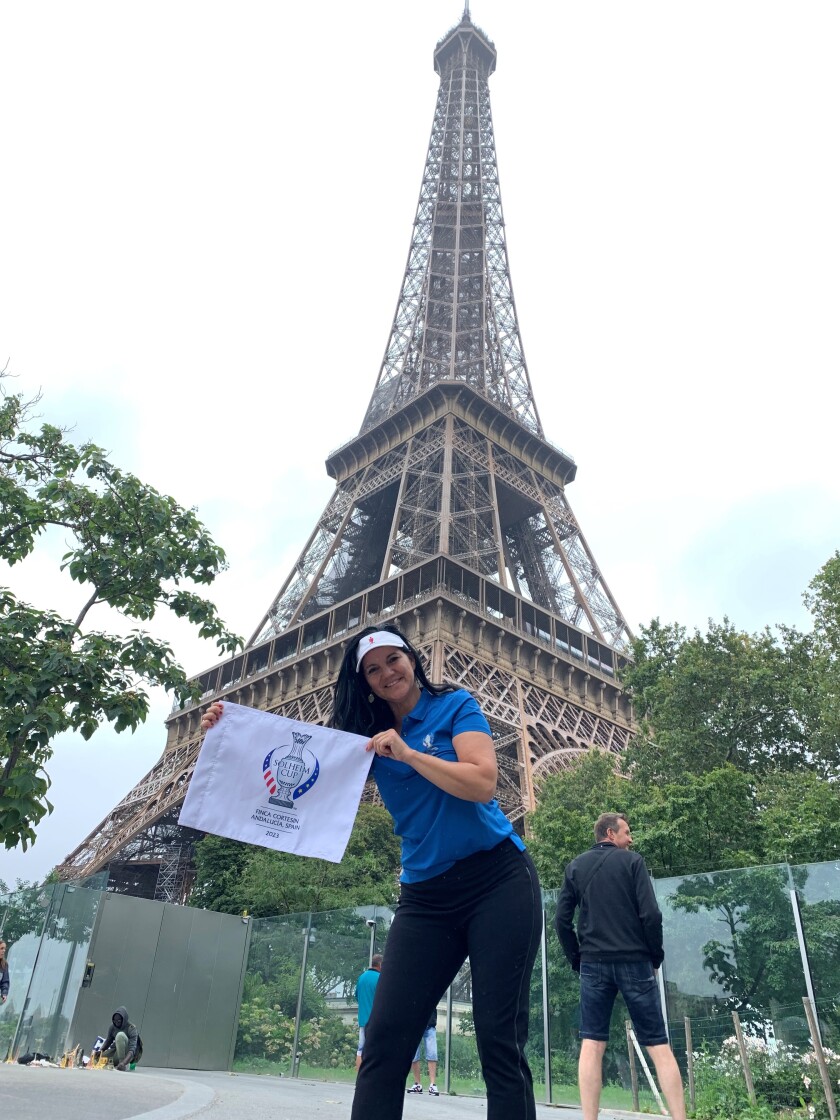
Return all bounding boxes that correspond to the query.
[58,9,634,894]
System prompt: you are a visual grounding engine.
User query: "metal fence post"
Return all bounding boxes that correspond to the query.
[291,912,312,1077]
[790,886,821,1045]
[540,911,552,1104]
[444,984,453,1094]
[684,1016,696,1113]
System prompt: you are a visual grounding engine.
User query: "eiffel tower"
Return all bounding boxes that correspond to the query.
[57,5,634,901]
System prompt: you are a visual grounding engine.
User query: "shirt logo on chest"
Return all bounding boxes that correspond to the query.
[422,733,435,754]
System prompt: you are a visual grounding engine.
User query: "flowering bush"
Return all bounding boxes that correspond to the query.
[235,994,356,1068]
[236,996,296,1059]
[692,1035,840,1119]
[799,1047,840,1120]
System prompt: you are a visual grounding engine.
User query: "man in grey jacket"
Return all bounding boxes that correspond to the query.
[555,813,685,1120]
[96,1006,142,1071]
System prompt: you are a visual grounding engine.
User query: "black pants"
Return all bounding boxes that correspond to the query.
[352,841,542,1120]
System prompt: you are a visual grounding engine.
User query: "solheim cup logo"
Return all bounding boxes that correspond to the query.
[262,732,319,809]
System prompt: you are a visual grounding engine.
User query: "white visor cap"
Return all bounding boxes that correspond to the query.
[355,631,407,671]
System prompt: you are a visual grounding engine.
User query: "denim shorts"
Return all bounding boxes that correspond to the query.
[412,1026,438,1063]
[579,960,667,1046]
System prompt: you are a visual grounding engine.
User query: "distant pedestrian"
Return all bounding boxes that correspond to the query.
[555,813,686,1120]
[356,954,383,1071]
[93,1006,143,1071]
[0,940,9,1005]
[406,1009,439,1096]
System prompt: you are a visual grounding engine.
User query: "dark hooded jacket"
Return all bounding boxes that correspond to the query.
[101,1006,142,1063]
[554,842,664,971]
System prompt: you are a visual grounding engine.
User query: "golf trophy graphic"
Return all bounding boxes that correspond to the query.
[269,731,313,808]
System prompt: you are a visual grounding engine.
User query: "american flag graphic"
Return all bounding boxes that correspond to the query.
[262,749,278,794]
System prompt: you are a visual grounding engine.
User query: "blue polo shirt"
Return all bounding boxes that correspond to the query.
[356,967,380,1026]
[372,688,525,883]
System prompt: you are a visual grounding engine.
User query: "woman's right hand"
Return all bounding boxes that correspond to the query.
[200,701,224,732]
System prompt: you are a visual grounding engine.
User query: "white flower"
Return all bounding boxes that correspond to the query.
[803,1075,812,1089]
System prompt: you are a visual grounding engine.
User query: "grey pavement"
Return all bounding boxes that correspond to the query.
[0,1062,660,1120]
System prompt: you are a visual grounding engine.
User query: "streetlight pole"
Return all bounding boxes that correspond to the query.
[367,917,377,966]
[291,913,313,1077]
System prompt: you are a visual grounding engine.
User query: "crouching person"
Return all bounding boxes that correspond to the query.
[96,1006,143,1071]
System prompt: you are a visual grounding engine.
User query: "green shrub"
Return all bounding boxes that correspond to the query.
[692,1034,840,1119]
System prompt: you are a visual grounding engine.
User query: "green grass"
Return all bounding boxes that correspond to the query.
[232,1058,661,1111]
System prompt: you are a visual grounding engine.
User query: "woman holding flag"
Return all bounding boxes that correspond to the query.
[332,624,542,1120]
[200,622,542,1120]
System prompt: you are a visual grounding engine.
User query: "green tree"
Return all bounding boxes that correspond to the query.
[528,759,763,882]
[622,618,815,782]
[627,766,759,877]
[190,802,401,917]
[189,834,251,914]
[757,770,840,865]
[0,377,241,850]
[804,551,840,766]
[527,751,621,887]
[0,877,50,944]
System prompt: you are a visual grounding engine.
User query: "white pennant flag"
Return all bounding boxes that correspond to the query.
[179,702,371,862]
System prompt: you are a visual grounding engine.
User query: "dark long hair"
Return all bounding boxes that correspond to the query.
[331,624,454,736]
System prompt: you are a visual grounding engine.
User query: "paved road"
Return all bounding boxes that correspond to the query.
[0,1062,659,1120]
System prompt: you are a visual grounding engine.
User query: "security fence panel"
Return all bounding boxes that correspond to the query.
[68,892,164,1056]
[234,911,309,1075]
[233,905,394,1080]
[792,860,840,1049]
[199,910,252,1069]
[653,864,805,1047]
[144,904,250,1069]
[68,891,248,1069]
[3,882,102,1060]
[0,882,55,1059]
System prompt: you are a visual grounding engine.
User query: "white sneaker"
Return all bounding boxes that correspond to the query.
[428,1084,439,1096]
[407,1083,423,1094]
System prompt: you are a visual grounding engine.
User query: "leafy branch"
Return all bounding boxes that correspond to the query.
[0,372,242,850]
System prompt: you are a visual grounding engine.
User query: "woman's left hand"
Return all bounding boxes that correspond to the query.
[367,729,413,764]
[200,702,224,733]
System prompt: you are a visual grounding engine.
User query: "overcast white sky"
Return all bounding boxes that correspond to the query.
[2,0,838,885]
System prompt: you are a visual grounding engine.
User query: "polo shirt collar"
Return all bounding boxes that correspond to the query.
[403,687,432,725]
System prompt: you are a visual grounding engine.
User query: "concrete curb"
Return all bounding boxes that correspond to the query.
[130,1072,216,1120]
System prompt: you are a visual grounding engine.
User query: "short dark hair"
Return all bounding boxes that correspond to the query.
[594,812,628,842]
[371,953,383,968]
[331,623,454,737]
